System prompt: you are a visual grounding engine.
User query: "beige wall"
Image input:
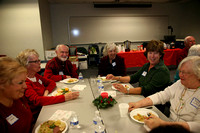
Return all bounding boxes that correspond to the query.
[0,0,45,59]
[50,1,200,46]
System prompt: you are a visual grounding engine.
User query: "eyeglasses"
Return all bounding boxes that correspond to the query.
[179,70,192,76]
[28,60,41,64]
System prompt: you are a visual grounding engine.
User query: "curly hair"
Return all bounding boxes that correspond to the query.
[103,43,119,57]
[0,57,27,86]
[178,56,200,79]
[16,49,39,67]
[144,40,164,59]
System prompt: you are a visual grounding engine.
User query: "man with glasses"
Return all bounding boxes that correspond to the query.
[44,44,78,82]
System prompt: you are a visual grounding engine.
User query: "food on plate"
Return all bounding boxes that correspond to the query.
[124,84,130,89]
[100,77,110,81]
[67,78,78,83]
[133,113,153,122]
[55,88,71,96]
[38,120,66,133]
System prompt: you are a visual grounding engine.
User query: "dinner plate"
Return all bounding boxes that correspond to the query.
[60,78,79,84]
[112,84,131,90]
[51,89,71,96]
[35,120,68,133]
[99,76,117,83]
[129,108,159,124]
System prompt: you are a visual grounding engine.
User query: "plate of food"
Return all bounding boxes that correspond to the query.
[99,77,117,83]
[112,84,131,90]
[61,78,79,84]
[51,88,72,96]
[130,108,159,124]
[35,119,68,133]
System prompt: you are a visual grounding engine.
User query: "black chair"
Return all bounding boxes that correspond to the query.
[88,44,100,66]
[77,47,88,55]
[69,46,77,56]
[100,46,104,57]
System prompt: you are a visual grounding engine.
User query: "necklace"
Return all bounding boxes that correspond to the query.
[175,87,199,113]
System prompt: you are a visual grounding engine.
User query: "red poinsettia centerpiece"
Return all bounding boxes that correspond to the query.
[93,92,117,109]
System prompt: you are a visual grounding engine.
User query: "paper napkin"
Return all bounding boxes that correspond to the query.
[72,85,86,91]
[49,110,73,121]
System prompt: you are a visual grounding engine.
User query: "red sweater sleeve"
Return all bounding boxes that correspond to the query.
[36,73,56,93]
[25,77,65,106]
[44,69,63,82]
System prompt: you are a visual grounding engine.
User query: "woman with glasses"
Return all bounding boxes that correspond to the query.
[128,56,200,133]
[0,57,33,133]
[16,49,79,120]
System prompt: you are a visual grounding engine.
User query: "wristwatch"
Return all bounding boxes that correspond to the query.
[126,87,130,94]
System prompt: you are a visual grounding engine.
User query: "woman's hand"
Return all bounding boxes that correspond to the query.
[106,74,115,80]
[128,102,140,112]
[43,90,49,96]
[112,83,127,93]
[66,75,71,79]
[144,115,165,130]
[64,91,79,101]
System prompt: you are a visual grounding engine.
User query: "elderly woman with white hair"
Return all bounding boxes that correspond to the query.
[129,56,200,133]
[174,44,200,82]
[98,43,126,76]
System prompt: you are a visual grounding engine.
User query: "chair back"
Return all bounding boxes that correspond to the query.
[77,47,88,55]
[88,44,99,55]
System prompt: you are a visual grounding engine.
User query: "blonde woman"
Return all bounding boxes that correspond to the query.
[16,49,79,120]
[0,57,33,133]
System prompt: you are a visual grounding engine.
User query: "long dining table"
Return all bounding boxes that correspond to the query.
[33,78,170,133]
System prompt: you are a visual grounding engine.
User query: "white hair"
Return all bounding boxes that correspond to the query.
[56,44,69,51]
[103,43,119,56]
[188,44,200,56]
[178,56,200,79]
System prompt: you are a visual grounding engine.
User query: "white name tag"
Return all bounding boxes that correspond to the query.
[59,71,64,75]
[38,79,42,85]
[142,71,147,77]
[6,114,19,125]
[190,97,200,109]
[112,62,116,67]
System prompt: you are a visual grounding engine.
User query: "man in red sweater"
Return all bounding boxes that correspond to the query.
[44,44,78,82]
[177,36,196,65]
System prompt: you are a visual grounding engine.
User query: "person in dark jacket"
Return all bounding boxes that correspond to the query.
[98,43,126,76]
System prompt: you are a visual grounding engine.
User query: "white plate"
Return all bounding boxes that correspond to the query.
[112,84,131,90]
[60,78,79,84]
[129,108,159,124]
[35,120,68,133]
[51,89,71,96]
[100,76,117,83]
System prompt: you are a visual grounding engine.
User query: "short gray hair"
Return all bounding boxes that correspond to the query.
[188,44,200,56]
[16,49,39,67]
[178,56,200,79]
[184,36,195,44]
[56,44,69,51]
[103,43,119,56]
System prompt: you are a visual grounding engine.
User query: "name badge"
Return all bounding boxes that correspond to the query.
[190,97,200,109]
[6,114,19,125]
[112,62,116,67]
[142,71,147,77]
[38,79,42,85]
[59,71,64,75]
